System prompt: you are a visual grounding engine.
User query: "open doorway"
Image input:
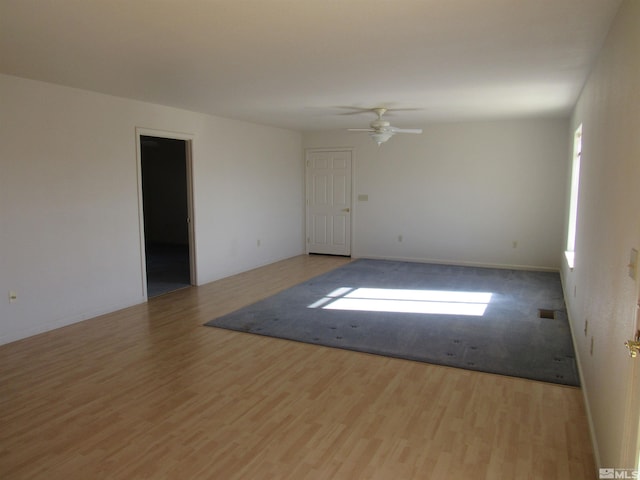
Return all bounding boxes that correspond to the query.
[140,135,194,297]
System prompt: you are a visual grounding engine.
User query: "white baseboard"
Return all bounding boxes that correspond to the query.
[352,254,560,272]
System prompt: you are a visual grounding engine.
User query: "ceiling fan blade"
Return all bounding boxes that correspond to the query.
[389,127,423,134]
[336,107,376,116]
[335,106,424,116]
[348,128,375,132]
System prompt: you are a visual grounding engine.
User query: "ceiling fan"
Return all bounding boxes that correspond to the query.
[348,107,423,145]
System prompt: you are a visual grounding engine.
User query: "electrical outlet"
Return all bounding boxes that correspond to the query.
[257,239,261,247]
[9,291,17,303]
[512,240,518,249]
[398,235,403,243]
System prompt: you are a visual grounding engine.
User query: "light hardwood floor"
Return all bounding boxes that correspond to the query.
[0,255,595,479]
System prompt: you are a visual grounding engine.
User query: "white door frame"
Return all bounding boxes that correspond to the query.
[135,127,197,299]
[305,147,354,256]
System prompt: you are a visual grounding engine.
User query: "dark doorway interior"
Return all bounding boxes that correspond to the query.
[140,136,191,297]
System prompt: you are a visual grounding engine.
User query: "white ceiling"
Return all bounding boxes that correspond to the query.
[0,0,622,131]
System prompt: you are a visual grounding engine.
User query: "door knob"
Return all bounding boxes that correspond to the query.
[341,208,350,213]
[625,330,640,358]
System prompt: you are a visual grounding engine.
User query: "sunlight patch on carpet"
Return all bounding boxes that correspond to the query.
[308,287,492,316]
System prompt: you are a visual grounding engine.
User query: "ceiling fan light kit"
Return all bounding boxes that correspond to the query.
[348,107,423,146]
[370,131,394,146]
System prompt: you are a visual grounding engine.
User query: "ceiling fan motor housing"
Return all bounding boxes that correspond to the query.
[371,119,391,130]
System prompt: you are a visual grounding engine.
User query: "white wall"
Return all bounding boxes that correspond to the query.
[560,0,640,468]
[0,74,304,345]
[304,117,569,270]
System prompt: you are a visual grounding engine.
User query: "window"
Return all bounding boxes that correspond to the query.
[565,124,582,269]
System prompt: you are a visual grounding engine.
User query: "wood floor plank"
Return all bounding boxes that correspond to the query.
[0,255,595,479]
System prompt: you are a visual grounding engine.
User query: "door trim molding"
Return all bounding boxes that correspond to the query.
[135,127,197,299]
[304,147,355,256]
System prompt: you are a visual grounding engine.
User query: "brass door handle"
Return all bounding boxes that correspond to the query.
[626,340,640,358]
[625,330,640,357]
[341,208,350,213]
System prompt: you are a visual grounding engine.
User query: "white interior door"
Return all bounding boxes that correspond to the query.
[631,264,640,470]
[306,149,352,256]
[622,247,640,469]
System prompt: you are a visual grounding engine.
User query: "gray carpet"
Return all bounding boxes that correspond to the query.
[205,259,579,386]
